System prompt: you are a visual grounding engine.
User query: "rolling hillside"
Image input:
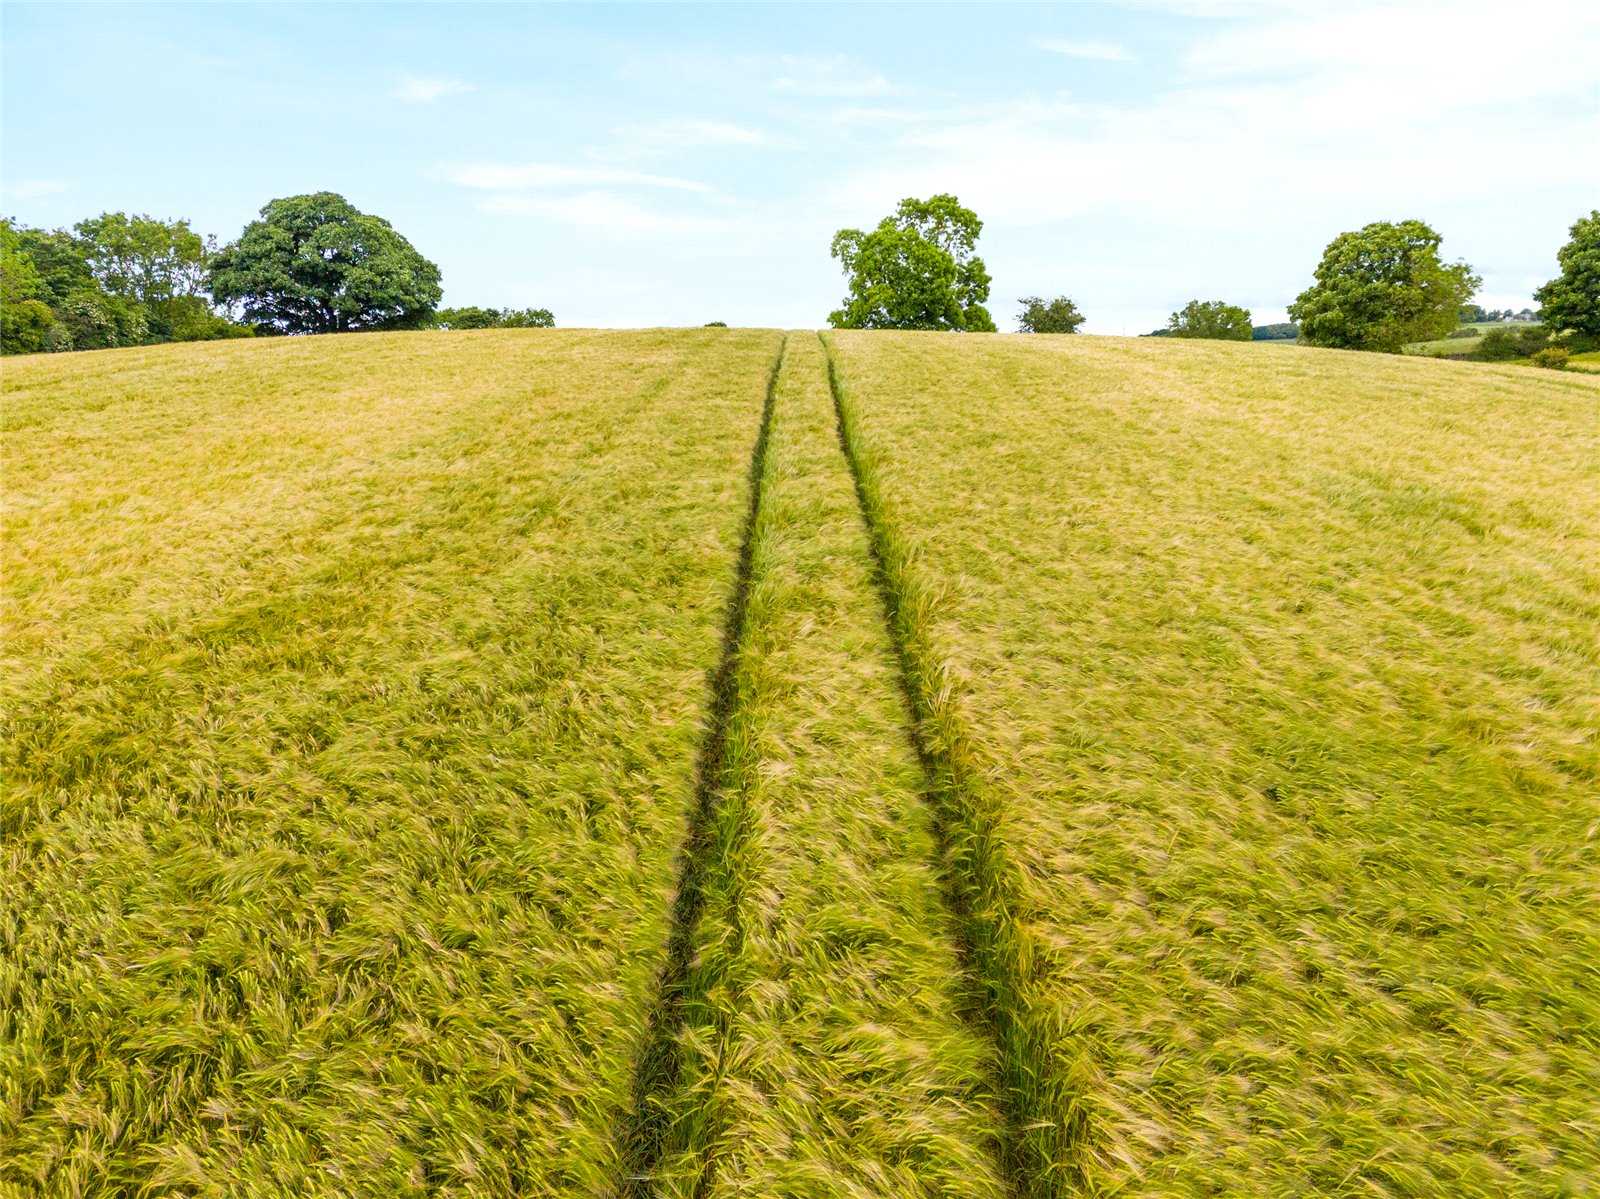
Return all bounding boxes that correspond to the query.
[4,330,1597,1197]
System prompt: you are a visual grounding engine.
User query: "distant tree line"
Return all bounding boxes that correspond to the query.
[825,198,1595,367]
[9,188,1594,363]
[434,306,555,330]
[1461,305,1539,323]
[3,191,555,354]
[1,213,249,353]
[1252,323,1299,341]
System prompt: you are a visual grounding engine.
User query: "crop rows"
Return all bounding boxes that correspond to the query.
[622,333,1007,1197]
[4,329,1597,1197]
[2,330,779,1195]
[821,331,1600,1197]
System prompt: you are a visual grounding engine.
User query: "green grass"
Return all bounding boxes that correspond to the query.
[1404,320,1541,356]
[5,328,1597,1197]
[2,329,780,1195]
[822,331,1600,1197]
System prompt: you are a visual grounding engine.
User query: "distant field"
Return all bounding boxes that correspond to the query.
[1405,320,1542,356]
[4,330,1597,1197]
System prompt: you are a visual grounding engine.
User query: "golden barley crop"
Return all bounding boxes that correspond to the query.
[5,327,1595,1198]
[823,330,1600,1198]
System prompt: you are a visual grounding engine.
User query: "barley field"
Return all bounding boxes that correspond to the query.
[3,329,1597,1198]
[823,331,1600,1198]
[3,329,777,1194]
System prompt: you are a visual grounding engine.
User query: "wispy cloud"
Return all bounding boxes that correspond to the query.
[614,119,767,149]
[393,74,473,102]
[475,191,732,237]
[1,178,69,200]
[447,163,712,192]
[1034,37,1133,61]
[770,54,893,97]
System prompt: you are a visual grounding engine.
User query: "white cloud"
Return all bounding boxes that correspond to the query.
[770,54,893,97]
[1182,0,1600,94]
[475,191,733,237]
[834,1,1599,232]
[448,163,711,192]
[393,74,472,102]
[1,178,69,200]
[614,119,767,149]
[1034,37,1133,61]
[824,1,1597,330]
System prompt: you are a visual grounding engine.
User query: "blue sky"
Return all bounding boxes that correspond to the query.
[4,2,1596,332]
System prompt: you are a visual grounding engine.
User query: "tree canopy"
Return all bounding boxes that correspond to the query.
[1167,299,1252,341]
[3,214,250,354]
[73,213,214,340]
[208,193,442,335]
[1251,322,1299,341]
[1016,295,1086,334]
[434,306,554,330]
[828,194,995,332]
[1288,220,1480,353]
[1533,210,1600,338]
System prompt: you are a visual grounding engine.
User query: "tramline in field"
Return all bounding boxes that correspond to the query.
[3,328,1597,1198]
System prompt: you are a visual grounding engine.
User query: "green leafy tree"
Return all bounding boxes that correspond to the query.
[2,219,49,352]
[1289,220,1480,352]
[74,213,210,302]
[435,305,500,330]
[1017,295,1086,333]
[3,298,54,353]
[74,212,214,340]
[1167,299,1252,341]
[2,219,54,353]
[829,194,995,331]
[208,192,442,335]
[1,218,44,302]
[10,224,92,307]
[165,294,254,341]
[1533,210,1600,338]
[52,292,148,351]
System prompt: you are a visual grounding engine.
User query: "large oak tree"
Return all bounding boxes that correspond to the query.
[828,194,995,332]
[1533,211,1600,339]
[1289,220,1479,353]
[208,193,441,334]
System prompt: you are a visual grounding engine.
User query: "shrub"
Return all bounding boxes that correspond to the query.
[56,295,121,350]
[1445,327,1481,339]
[1168,299,1253,341]
[1530,346,1569,370]
[704,321,727,327]
[165,294,253,341]
[1475,331,1518,360]
[1469,328,1540,362]
[1,297,54,353]
[1017,295,1086,334]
